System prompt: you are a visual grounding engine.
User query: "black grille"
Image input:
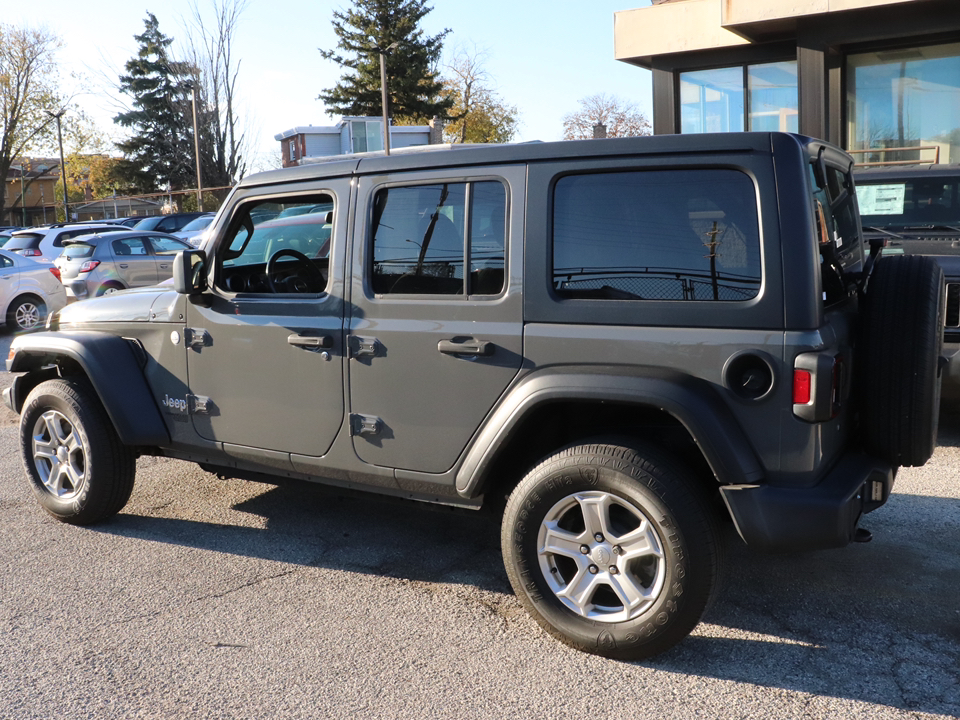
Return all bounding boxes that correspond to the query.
[946,283,960,328]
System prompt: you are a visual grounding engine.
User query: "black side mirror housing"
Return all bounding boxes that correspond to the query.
[173,249,207,295]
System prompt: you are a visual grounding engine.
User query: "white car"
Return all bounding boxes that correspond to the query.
[3,224,127,262]
[172,214,215,247]
[0,249,67,331]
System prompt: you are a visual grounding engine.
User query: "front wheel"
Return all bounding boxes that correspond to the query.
[19,378,136,525]
[501,442,722,660]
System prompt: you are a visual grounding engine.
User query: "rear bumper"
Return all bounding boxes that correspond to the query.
[720,452,895,553]
[64,280,89,300]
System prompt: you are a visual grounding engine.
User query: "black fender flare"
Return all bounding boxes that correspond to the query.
[455,367,765,498]
[6,330,170,447]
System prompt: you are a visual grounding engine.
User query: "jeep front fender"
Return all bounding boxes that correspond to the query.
[455,368,765,498]
[6,330,170,447]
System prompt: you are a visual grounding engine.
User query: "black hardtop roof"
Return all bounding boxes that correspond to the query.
[854,163,960,181]
[239,132,826,189]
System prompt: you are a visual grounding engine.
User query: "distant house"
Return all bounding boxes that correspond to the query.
[4,159,63,226]
[275,117,443,167]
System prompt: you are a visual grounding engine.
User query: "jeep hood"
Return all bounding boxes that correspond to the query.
[58,286,182,325]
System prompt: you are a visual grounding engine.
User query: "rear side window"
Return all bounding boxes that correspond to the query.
[371,180,506,296]
[112,237,150,256]
[552,169,762,301]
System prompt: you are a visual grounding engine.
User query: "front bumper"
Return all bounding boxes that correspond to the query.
[720,452,895,553]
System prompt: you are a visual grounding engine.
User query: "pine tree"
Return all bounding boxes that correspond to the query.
[114,13,195,193]
[318,0,453,122]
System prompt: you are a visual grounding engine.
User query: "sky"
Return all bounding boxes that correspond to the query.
[9,0,654,173]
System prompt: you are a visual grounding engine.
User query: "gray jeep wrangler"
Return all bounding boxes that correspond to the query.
[5,133,944,660]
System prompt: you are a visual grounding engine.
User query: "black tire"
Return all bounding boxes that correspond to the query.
[860,254,944,466]
[19,378,136,525]
[7,295,46,331]
[501,442,722,660]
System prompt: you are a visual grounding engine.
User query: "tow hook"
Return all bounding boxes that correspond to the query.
[854,527,873,543]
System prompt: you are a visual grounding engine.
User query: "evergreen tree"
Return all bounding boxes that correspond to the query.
[114,13,195,193]
[318,0,453,122]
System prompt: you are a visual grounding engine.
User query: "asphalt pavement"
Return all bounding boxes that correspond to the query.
[0,327,958,719]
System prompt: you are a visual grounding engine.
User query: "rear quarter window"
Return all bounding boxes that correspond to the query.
[552,168,762,301]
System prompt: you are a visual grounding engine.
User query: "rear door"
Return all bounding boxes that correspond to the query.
[0,253,21,309]
[110,235,160,287]
[145,235,191,282]
[347,166,525,473]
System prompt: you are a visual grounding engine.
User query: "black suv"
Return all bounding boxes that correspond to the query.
[5,133,944,660]
[856,164,960,395]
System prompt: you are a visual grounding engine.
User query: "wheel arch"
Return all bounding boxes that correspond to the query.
[457,368,765,502]
[6,331,169,447]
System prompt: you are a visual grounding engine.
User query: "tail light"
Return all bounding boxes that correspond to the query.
[79,260,100,273]
[48,267,61,281]
[21,249,41,257]
[793,353,845,422]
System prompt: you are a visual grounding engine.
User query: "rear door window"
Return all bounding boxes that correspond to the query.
[552,169,762,301]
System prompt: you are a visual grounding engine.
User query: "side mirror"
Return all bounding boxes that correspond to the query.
[173,249,207,295]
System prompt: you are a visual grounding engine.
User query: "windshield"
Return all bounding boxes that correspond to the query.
[180,216,213,232]
[857,176,960,228]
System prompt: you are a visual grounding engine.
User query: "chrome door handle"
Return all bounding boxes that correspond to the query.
[438,339,493,356]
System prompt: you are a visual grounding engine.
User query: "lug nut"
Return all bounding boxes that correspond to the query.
[579,545,590,555]
[594,533,604,542]
[609,566,619,575]
[588,565,599,574]
[612,545,622,555]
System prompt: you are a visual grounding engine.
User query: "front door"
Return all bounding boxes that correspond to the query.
[348,168,525,473]
[184,184,346,458]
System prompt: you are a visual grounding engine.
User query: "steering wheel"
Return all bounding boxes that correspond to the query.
[266,248,326,293]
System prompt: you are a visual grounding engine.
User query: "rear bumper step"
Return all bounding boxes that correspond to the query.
[720,453,895,553]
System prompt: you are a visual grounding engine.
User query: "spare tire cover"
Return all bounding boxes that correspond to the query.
[859,254,944,467]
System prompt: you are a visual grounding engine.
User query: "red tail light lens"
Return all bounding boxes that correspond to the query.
[793,369,812,405]
[22,249,41,257]
[48,267,61,281]
[79,260,101,273]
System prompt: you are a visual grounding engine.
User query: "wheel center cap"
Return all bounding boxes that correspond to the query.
[591,546,611,566]
[56,446,69,463]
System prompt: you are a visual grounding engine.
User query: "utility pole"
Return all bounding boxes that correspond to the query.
[188,82,204,211]
[45,109,69,222]
[373,40,399,155]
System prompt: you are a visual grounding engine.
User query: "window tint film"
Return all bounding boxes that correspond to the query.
[372,181,506,296]
[552,169,762,301]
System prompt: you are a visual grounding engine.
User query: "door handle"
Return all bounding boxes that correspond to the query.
[437,339,493,356]
[287,332,333,350]
[119,263,129,268]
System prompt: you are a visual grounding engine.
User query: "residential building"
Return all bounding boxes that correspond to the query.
[275,117,443,167]
[3,160,62,226]
[614,0,960,163]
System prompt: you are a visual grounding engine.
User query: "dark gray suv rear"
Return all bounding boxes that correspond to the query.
[5,133,944,660]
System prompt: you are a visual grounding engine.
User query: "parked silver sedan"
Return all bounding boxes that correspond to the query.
[0,249,67,331]
[55,231,192,300]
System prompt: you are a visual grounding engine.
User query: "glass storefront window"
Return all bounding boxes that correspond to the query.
[680,67,744,133]
[848,42,960,164]
[681,61,797,134]
[748,61,799,132]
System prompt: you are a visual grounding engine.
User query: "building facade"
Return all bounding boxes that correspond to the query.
[275,117,443,168]
[615,0,960,163]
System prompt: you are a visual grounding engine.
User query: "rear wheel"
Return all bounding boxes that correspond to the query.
[8,296,45,331]
[96,282,125,297]
[19,378,136,525]
[501,442,722,660]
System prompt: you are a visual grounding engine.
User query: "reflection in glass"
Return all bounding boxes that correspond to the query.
[848,42,960,164]
[680,67,745,133]
[748,61,798,132]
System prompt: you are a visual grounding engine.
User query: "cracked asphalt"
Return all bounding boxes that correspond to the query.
[0,330,958,719]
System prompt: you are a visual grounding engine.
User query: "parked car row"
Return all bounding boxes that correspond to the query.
[0,216,204,332]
